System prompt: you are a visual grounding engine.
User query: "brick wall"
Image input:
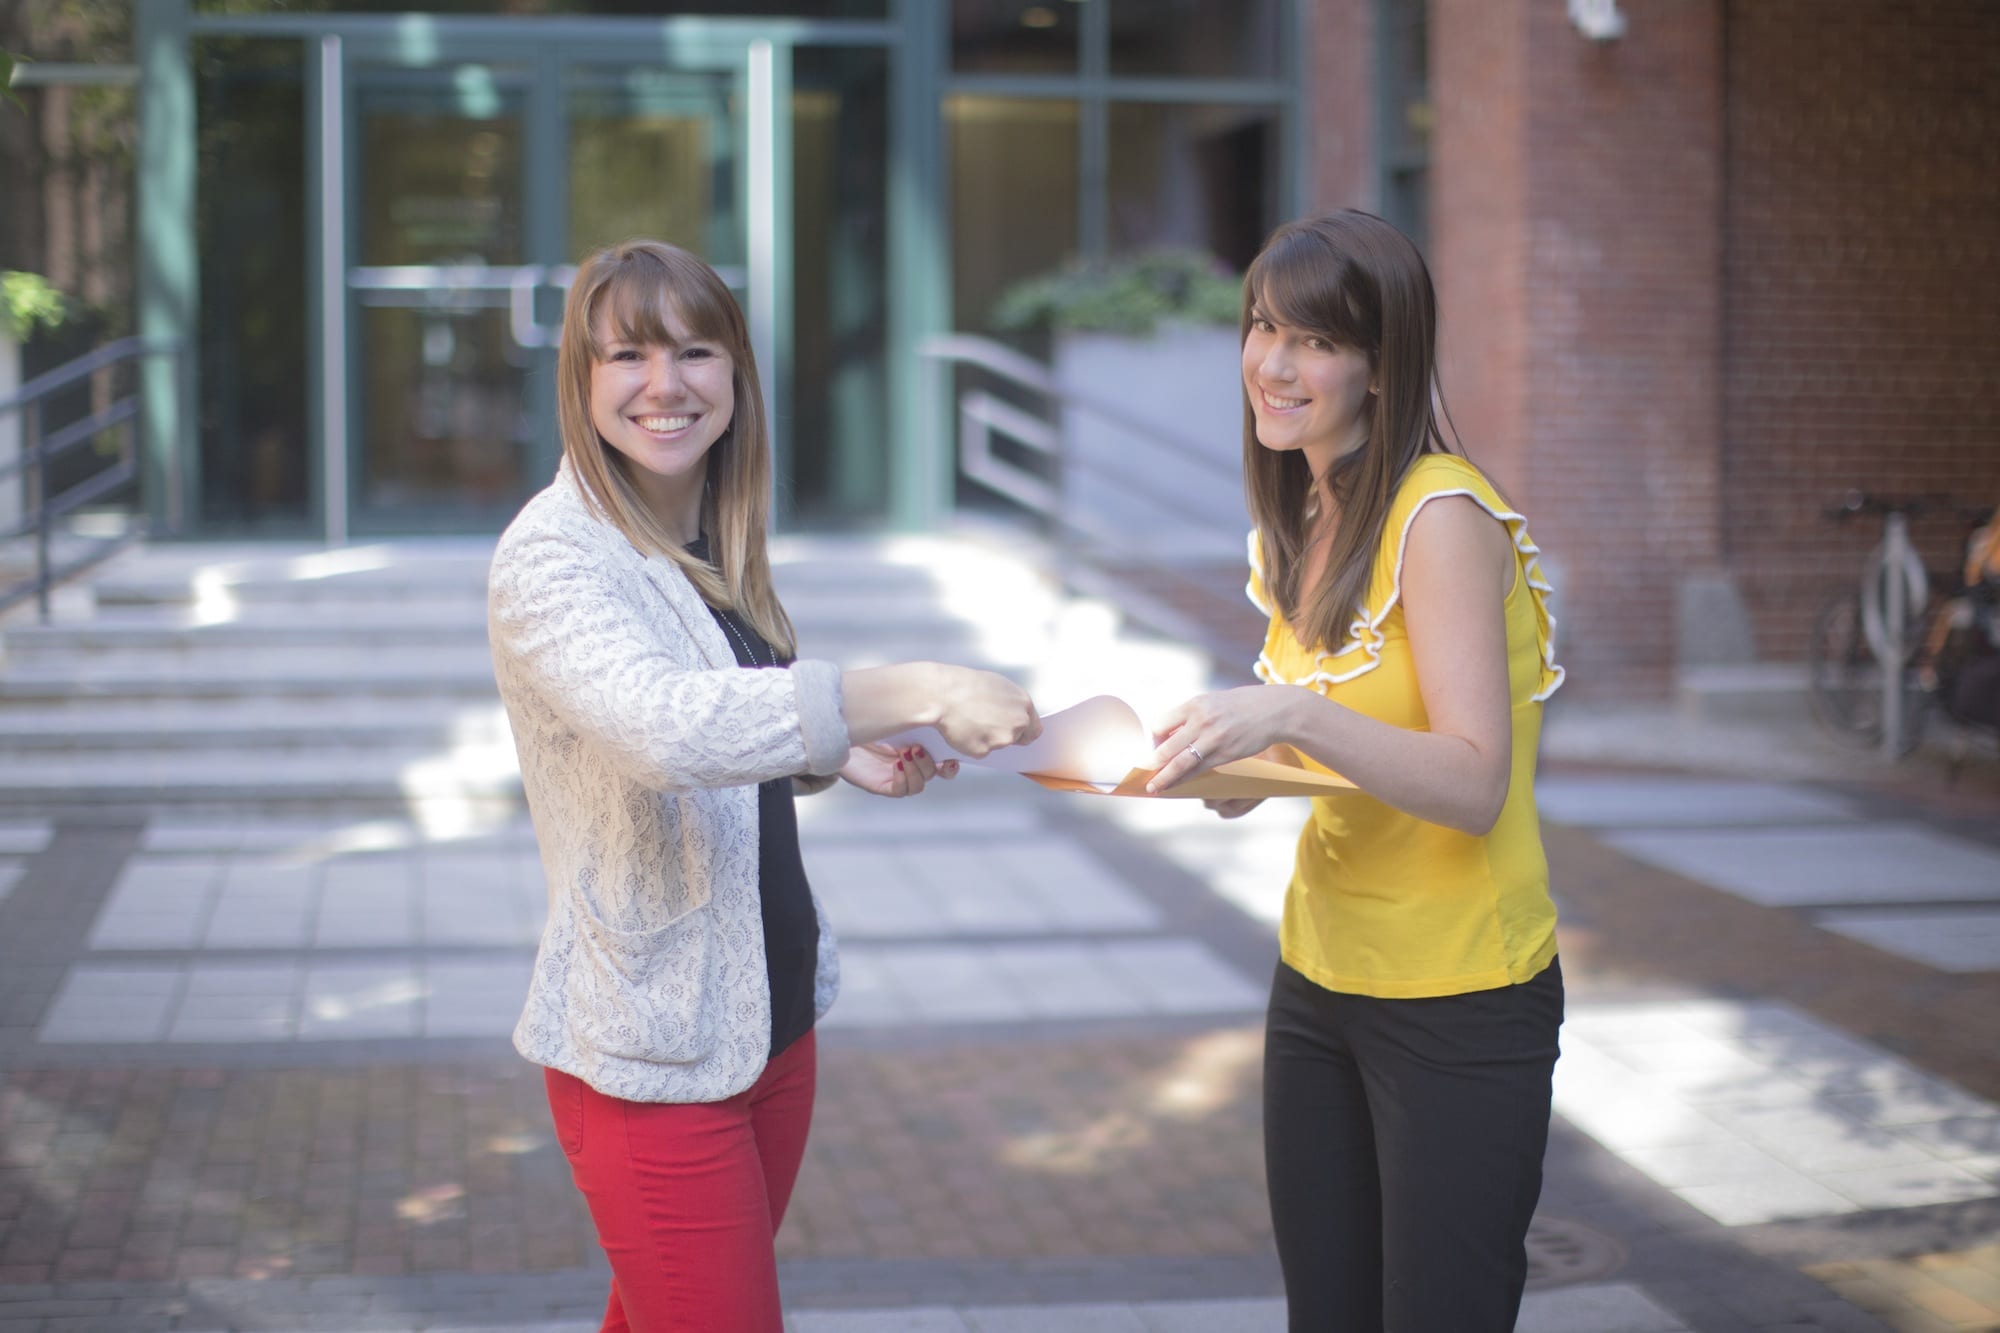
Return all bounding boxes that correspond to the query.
[1722,0,2000,660]
[1431,0,1727,697]
[1312,0,2000,695]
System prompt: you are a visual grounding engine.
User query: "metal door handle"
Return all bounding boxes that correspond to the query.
[510,266,550,349]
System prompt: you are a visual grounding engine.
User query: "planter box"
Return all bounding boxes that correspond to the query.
[1053,326,1248,561]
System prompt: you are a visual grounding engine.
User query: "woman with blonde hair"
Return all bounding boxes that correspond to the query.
[1148,210,1565,1331]
[488,238,1039,1332]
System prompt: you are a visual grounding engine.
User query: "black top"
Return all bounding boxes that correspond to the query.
[685,536,820,1059]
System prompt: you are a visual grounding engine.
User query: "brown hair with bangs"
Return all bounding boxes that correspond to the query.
[556,238,794,657]
[1242,210,1462,654]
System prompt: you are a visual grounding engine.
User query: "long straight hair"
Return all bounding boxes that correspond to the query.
[1242,210,1462,653]
[555,239,795,657]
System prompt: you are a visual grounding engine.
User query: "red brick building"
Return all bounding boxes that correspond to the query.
[1315,0,2000,696]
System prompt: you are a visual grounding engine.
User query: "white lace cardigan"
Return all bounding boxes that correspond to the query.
[487,466,850,1103]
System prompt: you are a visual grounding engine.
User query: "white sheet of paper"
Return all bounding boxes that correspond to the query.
[886,694,1153,787]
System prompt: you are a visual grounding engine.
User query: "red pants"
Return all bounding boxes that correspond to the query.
[544,1031,817,1333]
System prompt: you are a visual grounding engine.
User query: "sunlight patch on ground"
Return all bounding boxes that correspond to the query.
[1002,1026,1260,1175]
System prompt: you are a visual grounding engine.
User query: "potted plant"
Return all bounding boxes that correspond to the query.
[992,250,1248,558]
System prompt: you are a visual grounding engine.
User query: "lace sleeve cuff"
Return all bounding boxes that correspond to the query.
[789,658,850,776]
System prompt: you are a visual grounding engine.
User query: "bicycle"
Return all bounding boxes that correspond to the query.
[1807,493,1991,757]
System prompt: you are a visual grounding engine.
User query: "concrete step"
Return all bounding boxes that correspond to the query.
[0,747,524,811]
[0,648,501,703]
[0,599,979,661]
[0,698,509,753]
[85,543,497,608]
[1,614,489,658]
[0,529,1096,811]
[80,540,946,609]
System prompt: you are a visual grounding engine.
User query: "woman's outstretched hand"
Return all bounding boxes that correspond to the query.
[841,741,956,797]
[934,667,1041,758]
[1145,684,1308,794]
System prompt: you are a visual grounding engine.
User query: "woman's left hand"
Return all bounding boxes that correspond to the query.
[1145,684,1310,794]
[840,742,957,798]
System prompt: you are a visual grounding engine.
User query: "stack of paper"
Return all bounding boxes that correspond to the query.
[890,695,1356,800]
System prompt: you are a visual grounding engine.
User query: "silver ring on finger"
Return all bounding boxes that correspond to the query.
[1186,743,1203,763]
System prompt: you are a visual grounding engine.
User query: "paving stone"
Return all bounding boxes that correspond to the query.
[8,537,2000,1333]
[1514,1283,1694,1333]
[1538,776,1858,828]
[1817,907,2000,973]
[1601,824,2000,908]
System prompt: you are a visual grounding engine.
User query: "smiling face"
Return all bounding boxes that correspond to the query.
[587,305,735,537]
[1241,299,1376,480]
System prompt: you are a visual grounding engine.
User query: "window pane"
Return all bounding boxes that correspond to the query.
[196,37,311,532]
[1,6,133,62]
[1108,0,1282,79]
[948,95,1078,332]
[358,70,526,267]
[193,1,885,15]
[358,305,529,514]
[0,65,143,530]
[568,66,733,265]
[952,0,1078,75]
[1379,0,1431,249]
[351,67,534,527]
[1108,102,1277,271]
[792,45,891,520]
[0,86,137,340]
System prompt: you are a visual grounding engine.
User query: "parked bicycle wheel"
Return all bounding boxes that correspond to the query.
[1807,591,1928,754]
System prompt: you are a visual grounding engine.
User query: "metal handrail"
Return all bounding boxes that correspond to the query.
[916,331,1262,678]
[915,332,1243,551]
[0,336,184,621]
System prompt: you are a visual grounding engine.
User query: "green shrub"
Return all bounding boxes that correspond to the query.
[991,249,1243,337]
[1,271,67,342]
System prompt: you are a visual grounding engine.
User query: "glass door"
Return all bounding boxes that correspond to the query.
[342,45,754,534]
[566,64,745,286]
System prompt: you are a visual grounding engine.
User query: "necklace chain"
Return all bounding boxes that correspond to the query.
[688,534,773,669]
[716,608,770,669]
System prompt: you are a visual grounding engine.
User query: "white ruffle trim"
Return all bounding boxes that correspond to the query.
[1252,489,1566,702]
[1244,528,1274,616]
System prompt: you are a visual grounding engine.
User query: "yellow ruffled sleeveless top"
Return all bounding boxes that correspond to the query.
[1247,454,1565,999]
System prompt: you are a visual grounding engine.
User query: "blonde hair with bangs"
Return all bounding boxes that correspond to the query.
[1242,210,1463,655]
[556,239,796,658]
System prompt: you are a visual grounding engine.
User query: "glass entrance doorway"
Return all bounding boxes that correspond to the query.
[339,41,758,534]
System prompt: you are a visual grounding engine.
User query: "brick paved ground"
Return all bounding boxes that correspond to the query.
[3,538,1999,1331]
[0,767,1995,1330]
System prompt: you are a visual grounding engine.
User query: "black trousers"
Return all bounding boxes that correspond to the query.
[1263,956,1564,1333]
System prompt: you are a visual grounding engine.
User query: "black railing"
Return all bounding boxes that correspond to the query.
[0,336,185,621]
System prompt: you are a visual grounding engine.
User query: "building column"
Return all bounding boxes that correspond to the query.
[886,0,949,530]
[135,0,197,534]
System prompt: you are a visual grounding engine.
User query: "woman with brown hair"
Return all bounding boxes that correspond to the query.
[487,238,1039,1332]
[1147,210,1566,1331]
